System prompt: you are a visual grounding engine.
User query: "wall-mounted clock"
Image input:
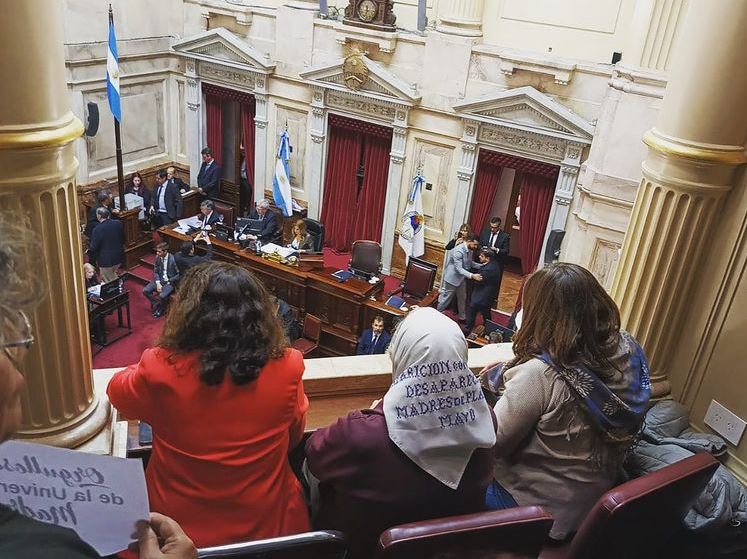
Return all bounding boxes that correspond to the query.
[358,0,378,22]
[343,0,396,31]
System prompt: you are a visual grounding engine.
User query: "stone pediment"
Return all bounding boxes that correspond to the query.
[454,86,593,143]
[172,28,275,74]
[300,56,420,106]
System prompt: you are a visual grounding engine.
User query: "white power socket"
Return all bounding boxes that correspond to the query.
[704,400,746,446]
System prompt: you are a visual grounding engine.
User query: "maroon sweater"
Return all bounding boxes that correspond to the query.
[305,404,496,558]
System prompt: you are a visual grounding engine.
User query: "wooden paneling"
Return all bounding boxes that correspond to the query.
[390,233,446,284]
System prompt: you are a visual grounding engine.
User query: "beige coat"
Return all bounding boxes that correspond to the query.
[493,358,622,539]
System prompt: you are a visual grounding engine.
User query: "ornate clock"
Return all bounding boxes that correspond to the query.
[343,0,396,31]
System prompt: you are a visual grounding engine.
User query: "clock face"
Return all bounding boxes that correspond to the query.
[358,0,378,22]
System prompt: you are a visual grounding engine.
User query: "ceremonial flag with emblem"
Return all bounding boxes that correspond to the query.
[273,130,293,217]
[106,19,121,122]
[398,173,425,261]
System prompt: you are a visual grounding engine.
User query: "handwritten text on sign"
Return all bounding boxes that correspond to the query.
[0,440,149,556]
[391,360,485,428]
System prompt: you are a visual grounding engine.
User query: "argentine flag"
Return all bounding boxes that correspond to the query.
[398,173,426,261]
[106,20,121,122]
[273,130,293,217]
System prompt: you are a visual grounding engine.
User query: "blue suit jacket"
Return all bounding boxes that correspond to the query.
[197,161,221,198]
[356,329,392,355]
[88,218,124,268]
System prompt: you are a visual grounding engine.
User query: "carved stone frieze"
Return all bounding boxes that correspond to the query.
[390,154,405,165]
[457,169,474,181]
[555,196,572,206]
[478,125,565,159]
[561,165,579,175]
[200,64,255,90]
[326,91,396,120]
[480,104,566,132]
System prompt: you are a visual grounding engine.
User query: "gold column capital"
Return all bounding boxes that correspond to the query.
[643,129,747,166]
[0,112,84,150]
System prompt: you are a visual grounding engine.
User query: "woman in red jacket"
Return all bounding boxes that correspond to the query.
[107,261,310,547]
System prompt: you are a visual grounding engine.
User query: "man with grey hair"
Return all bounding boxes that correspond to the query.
[247,199,280,243]
[88,206,124,283]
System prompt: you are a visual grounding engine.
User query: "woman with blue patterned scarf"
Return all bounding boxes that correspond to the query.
[481,263,651,541]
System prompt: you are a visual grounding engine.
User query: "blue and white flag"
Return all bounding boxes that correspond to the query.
[106,20,121,122]
[273,130,293,217]
[398,173,425,261]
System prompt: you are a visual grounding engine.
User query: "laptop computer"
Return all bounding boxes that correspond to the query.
[99,278,121,299]
[484,320,515,342]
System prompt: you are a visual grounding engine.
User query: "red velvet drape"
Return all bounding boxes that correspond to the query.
[519,173,556,275]
[205,94,223,166]
[320,125,363,251]
[352,134,391,242]
[241,101,255,194]
[469,159,503,234]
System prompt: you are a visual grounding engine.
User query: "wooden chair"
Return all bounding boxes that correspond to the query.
[376,506,553,559]
[388,257,438,307]
[349,240,382,279]
[291,313,322,357]
[197,530,347,559]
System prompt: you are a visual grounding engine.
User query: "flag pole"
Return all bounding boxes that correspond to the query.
[109,4,126,211]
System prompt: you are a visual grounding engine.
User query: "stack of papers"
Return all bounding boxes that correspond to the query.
[260,243,295,259]
[87,284,101,298]
[174,216,202,234]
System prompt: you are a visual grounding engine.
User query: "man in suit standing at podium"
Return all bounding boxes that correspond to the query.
[357,315,391,355]
[197,147,221,199]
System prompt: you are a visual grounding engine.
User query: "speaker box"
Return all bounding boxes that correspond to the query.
[85,102,99,137]
[611,51,622,64]
[544,229,565,264]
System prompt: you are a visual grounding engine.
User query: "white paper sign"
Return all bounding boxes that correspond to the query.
[0,440,150,556]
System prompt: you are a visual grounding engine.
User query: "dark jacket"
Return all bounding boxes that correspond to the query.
[471,259,502,308]
[151,181,183,220]
[197,161,221,198]
[479,229,510,262]
[174,244,213,275]
[198,211,222,229]
[125,185,152,210]
[305,404,495,559]
[88,218,124,268]
[168,177,189,194]
[356,329,391,355]
[153,253,180,285]
[249,209,280,243]
[84,203,113,238]
[289,233,315,252]
[277,298,299,341]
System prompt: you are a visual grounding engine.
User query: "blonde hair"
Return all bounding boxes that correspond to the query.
[83,263,96,276]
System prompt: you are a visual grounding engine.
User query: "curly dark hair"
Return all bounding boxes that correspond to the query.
[157,261,288,386]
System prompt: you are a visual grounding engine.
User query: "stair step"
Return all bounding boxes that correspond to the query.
[127,265,152,285]
[138,253,156,270]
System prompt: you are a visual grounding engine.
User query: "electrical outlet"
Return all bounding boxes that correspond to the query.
[704,400,746,446]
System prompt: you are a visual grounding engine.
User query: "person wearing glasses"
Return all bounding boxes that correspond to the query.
[0,217,196,559]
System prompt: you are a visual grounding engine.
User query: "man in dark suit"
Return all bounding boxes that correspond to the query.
[167,166,189,194]
[174,233,213,275]
[197,147,221,199]
[143,242,180,318]
[197,200,221,231]
[479,216,510,263]
[356,315,392,355]
[150,169,183,228]
[246,199,280,243]
[84,191,118,238]
[88,207,124,283]
[464,249,503,334]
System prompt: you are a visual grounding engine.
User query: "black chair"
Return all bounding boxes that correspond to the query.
[304,218,325,252]
[197,530,347,559]
[349,240,382,279]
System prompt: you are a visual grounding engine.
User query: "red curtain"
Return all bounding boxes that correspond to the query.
[352,134,391,242]
[320,125,363,252]
[205,94,223,166]
[519,173,556,275]
[469,159,503,234]
[241,101,255,191]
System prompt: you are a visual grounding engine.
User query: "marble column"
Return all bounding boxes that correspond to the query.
[436,0,485,37]
[307,87,328,220]
[185,60,202,187]
[611,0,747,399]
[0,0,110,447]
[451,120,480,232]
[624,0,689,72]
[381,123,408,275]
[285,0,319,10]
[253,80,270,204]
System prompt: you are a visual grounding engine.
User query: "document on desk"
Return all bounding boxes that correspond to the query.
[175,215,202,234]
[260,243,295,259]
[0,440,150,556]
[87,284,102,298]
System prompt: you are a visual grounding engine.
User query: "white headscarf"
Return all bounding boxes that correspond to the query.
[383,307,496,489]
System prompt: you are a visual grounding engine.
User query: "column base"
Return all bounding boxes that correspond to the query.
[15,396,111,449]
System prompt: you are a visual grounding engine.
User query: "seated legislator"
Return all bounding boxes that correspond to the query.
[356,315,391,355]
[0,217,195,559]
[306,307,496,558]
[83,262,100,289]
[174,232,213,275]
[143,242,179,318]
[287,219,314,253]
[245,199,280,244]
[481,263,651,540]
[107,261,310,548]
[197,199,221,231]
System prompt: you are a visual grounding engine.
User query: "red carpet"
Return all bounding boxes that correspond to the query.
[93,249,404,370]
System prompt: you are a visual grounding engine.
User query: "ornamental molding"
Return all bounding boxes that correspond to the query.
[172,27,275,77]
[478,125,567,162]
[326,90,398,123]
[199,63,255,91]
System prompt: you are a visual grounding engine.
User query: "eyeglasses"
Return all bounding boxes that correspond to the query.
[1,310,34,367]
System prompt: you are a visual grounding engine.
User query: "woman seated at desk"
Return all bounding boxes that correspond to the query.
[83,263,99,289]
[287,219,314,253]
[107,261,310,547]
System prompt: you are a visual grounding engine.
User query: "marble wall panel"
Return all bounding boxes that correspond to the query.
[409,138,455,238]
[588,237,621,290]
[274,105,308,191]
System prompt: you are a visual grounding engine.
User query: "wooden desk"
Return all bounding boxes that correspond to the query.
[160,225,387,355]
[88,290,132,352]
